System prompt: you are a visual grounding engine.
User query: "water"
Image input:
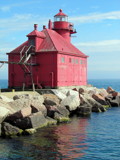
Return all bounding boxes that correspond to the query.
[88,79,120,92]
[0,79,8,89]
[0,79,120,160]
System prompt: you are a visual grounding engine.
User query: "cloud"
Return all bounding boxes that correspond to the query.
[75,40,120,53]
[69,11,120,23]
[0,14,48,38]
[0,6,11,12]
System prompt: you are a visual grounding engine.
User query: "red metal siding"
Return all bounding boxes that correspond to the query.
[33,52,57,88]
[57,54,87,87]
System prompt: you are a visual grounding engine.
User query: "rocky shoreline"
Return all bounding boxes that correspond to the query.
[0,85,120,138]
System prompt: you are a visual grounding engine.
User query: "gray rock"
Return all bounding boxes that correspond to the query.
[6,106,32,122]
[13,94,44,104]
[0,107,10,123]
[13,111,47,130]
[51,89,66,100]
[54,112,70,123]
[30,100,47,116]
[77,105,91,116]
[105,96,120,107]
[43,94,60,106]
[46,116,57,125]
[8,99,31,113]
[23,128,36,135]
[99,88,108,97]
[0,99,15,114]
[60,95,80,111]
[107,86,114,94]
[92,104,106,112]
[46,105,60,118]
[1,122,23,137]
[0,124,1,136]
[66,90,79,97]
[0,95,13,102]
[57,106,70,117]
[92,94,108,105]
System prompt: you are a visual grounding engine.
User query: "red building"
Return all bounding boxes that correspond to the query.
[7,9,88,89]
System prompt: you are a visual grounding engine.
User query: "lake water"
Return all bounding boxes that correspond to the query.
[0,79,120,160]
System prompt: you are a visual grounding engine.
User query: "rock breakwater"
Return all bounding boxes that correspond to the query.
[0,86,120,138]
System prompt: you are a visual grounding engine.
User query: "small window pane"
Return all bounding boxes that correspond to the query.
[72,59,74,63]
[61,57,65,63]
[80,60,83,64]
[76,59,78,64]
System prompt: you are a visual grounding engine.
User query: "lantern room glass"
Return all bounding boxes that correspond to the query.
[54,16,68,22]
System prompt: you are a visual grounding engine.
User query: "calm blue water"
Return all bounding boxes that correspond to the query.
[0,79,8,89]
[0,79,120,160]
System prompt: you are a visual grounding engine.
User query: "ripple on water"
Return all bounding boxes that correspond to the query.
[0,108,120,159]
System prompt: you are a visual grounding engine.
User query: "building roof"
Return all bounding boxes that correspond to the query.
[54,9,67,17]
[9,28,87,58]
[27,30,46,38]
[9,41,28,54]
[38,29,87,57]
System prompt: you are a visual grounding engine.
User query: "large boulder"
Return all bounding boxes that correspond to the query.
[5,106,32,122]
[92,94,108,105]
[0,95,13,102]
[51,89,66,100]
[57,106,70,117]
[81,93,106,112]
[107,87,114,94]
[0,99,15,114]
[8,99,31,113]
[112,91,119,97]
[99,88,108,97]
[9,97,47,116]
[30,100,47,116]
[46,105,60,118]
[66,90,79,97]
[60,95,80,111]
[0,107,10,123]
[12,111,47,130]
[1,122,23,137]
[13,94,44,104]
[77,105,91,116]
[43,94,60,106]
[105,95,120,107]
[46,105,70,119]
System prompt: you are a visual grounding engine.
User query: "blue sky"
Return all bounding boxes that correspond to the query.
[0,0,120,79]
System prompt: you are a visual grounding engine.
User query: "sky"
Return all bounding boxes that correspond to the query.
[0,0,120,80]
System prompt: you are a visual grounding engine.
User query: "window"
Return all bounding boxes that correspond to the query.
[61,57,65,63]
[54,16,68,22]
[29,39,35,46]
[72,59,74,63]
[76,59,78,64]
[80,60,83,64]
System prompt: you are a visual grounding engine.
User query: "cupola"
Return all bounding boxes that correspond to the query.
[53,9,76,43]
[54,9,68,22]
[27,24,46,51]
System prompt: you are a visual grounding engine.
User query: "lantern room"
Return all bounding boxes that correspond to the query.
[54,9,68,22]
[53,9,76,42]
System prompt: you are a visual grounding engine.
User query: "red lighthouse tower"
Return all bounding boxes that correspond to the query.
[7,9,88,89]
[53,9,76,42]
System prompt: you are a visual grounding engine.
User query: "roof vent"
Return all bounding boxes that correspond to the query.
[34,24,38,30]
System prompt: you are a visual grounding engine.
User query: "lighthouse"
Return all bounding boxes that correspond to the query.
[7,9,88,89]
[52,9,76,42]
